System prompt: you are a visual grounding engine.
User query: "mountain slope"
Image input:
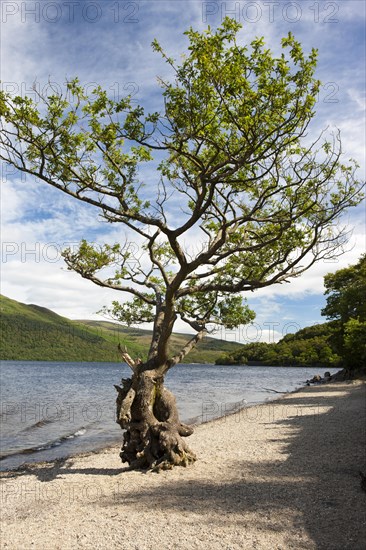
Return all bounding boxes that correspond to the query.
[0,295,242,363]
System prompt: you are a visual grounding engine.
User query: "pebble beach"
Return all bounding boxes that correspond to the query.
[1,380,365,550]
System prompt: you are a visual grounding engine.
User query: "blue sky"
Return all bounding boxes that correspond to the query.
[1,0,365,343]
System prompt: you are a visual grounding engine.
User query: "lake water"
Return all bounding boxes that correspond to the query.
[0,361,339,471]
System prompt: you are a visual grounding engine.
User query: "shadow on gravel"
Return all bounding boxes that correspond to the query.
[105,383,364,550]
[0,457,127,482]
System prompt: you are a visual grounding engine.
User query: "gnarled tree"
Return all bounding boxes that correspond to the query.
[0,19,363,470]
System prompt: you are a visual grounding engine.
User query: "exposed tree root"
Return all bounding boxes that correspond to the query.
[115,370,196,471]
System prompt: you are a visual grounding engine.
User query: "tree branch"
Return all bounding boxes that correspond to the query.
[163,330,207,373]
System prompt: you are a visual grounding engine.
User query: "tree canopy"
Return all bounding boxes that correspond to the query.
[0,17,363,370]
[322,255,366,323]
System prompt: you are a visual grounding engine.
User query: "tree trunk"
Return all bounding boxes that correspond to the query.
[114,369,196,471]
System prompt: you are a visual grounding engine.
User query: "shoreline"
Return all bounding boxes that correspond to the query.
[1,379,365,549]
[1,362,340,473]
[0,375,347,475]
[0,381,310,475]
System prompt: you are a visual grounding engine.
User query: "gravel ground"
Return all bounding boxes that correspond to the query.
[1,380,365,550]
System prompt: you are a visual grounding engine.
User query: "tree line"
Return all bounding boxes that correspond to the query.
[216,255,366,372]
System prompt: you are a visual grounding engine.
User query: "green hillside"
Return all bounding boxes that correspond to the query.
[0,295,242,363]
[216,322,342,368]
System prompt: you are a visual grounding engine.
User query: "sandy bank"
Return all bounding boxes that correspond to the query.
[1,381,365,550]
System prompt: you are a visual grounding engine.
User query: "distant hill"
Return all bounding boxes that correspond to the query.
[0,295,242,363]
